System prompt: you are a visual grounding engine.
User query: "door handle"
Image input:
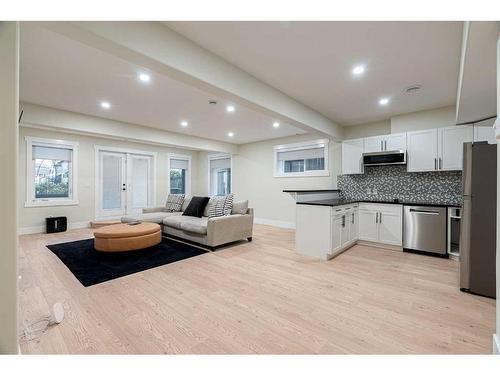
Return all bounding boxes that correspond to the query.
[409,209,439,215]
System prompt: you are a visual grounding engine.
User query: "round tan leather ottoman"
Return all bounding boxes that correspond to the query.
[94,223,162,252]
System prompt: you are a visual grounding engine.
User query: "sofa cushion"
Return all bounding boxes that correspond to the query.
[231,200,249,215]
[165,194,185,212]
[121,212,181,224]
[180,217,208,235]
[163,215,197,229]
[223,194,234,216]
[182,196,210,218]
[181,195,192,211]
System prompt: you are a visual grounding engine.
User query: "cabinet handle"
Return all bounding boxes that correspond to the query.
[375,212,378,223]
[434,158,437,170]
[384,140,387,151]
[342,215,345,227]
[379,212,382,224]
[439,157,442,170]
[352,212,354,224]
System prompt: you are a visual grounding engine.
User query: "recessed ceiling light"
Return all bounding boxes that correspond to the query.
[273,122,280,128]
[227,132,234,137]
[100,101,111,109]
[352,65,365,76]
[226,105,235,113]
[379,97,390,106]
[180,121,188,127]
[138,73,151,83]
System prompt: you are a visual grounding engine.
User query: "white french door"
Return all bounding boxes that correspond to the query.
[96,148,155,220]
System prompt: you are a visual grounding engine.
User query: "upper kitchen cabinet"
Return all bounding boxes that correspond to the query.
[474,124,496,144]
[363,133,406,153]
[363,136,385,153]
[438,126,473,170]
[385,133,407,152]
[407,126,473,172]
[342,138,364,175]
[407,129,439,172]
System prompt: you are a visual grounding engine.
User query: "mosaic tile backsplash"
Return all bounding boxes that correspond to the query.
[338,165,463,205]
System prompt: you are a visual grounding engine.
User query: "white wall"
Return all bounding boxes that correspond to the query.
[19,126,200,232]
[229,134,341,228]
[0,21,19,354]
[343,120,391,140]
[390,106,456,133]
[341,106,457,141]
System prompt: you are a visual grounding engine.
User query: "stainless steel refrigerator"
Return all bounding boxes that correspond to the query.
[459,142,497,298]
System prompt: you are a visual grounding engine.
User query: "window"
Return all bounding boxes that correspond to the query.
[26,137,78,207]
[274,139,329,177]
[209,154,232,196]
[168,154,191,195]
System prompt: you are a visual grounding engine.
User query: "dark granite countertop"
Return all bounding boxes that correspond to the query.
[283,189,340,193]
[297,198,461,208]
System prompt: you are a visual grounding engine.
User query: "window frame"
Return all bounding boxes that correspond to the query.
[273,138,330,178]
[208,153,233,196]
[25,136,79,207]
[168,153,192,196]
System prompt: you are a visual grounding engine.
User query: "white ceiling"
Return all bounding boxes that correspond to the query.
[166,21,464,126]
[20,23,306,145]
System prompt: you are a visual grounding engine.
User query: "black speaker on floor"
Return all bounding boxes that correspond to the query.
[46,216,67,234]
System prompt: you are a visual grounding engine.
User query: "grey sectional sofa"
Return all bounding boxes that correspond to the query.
[121,197,254,249]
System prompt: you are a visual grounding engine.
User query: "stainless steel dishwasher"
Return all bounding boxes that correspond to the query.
[403,206,447,255]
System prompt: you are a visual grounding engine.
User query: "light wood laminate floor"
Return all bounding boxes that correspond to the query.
[18,225,495,354]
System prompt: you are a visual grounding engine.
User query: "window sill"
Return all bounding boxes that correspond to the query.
[24,200,79,208]
[274,171,330,178]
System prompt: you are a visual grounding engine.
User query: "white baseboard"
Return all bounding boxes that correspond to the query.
[493,334,500,354]
[254,217,295,229]
[18,221,90,235]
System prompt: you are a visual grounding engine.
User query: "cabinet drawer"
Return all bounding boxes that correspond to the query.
[358,203,402,214]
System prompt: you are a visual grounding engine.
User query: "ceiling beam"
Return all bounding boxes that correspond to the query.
[36,21,343,140]
[20,102,238,154]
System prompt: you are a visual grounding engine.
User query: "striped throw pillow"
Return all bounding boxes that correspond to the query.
[223,194,234,216]
[207,196,226,218]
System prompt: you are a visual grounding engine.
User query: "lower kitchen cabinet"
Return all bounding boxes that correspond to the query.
[358,203,403,247]
[295,203,358,260]
[295,202,401,260]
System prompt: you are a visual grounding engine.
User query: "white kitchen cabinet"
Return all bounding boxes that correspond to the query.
[342,138,364,175]
[296,204,358,260]
[438,126,473,171]
[363,133,407,153]
[348,208,359,243]
[358,203,403,246]
[358,209,378,242]
[385,133,407,152]
[378,210,403,246]
[330,214,343,256]
[363,136,385,153]
[408,126,473,172]
[407,128,438,172]
[474,125,496,144]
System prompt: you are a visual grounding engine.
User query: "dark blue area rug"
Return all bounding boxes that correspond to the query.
[46,238,208,287]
